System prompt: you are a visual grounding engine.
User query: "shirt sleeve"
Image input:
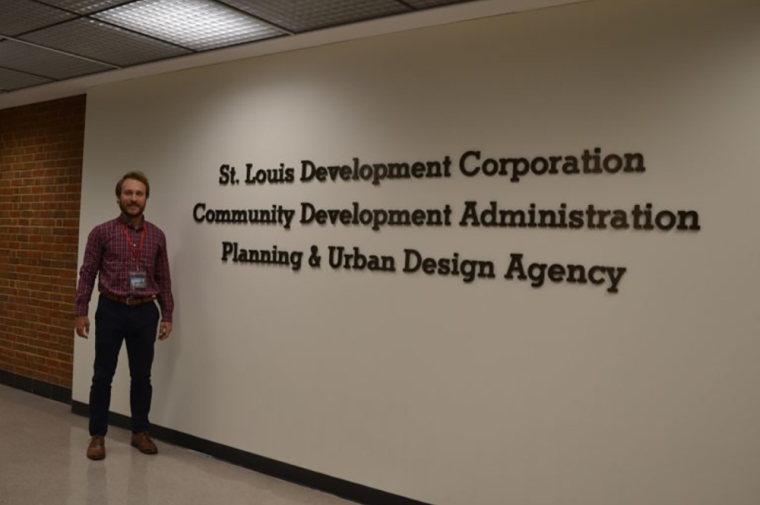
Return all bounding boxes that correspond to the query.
[154,231,174,322]
[75,226,103,317]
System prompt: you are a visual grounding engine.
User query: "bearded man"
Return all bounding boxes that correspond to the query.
[74,171,174,460]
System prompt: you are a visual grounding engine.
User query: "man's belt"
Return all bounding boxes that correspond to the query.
[103,293,156,306]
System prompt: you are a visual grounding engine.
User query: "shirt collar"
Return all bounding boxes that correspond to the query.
[118,213,145,231]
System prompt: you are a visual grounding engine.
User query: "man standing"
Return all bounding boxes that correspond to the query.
[74,171,174,461]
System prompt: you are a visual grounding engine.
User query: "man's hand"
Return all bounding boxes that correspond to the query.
[158,321,173,341]
[75,316,90,338]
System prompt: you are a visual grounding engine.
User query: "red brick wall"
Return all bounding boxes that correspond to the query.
[0,95,86,389]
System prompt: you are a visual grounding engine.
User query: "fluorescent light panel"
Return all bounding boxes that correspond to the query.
[94,0,284,51]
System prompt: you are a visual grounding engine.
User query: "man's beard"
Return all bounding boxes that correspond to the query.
[119,201,144,217]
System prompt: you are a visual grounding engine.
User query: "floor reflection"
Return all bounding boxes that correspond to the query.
[2,385,351,505]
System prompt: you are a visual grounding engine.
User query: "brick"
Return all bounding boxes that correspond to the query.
[1,96,84,386]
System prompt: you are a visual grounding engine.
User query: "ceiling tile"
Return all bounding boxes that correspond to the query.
[0,66,53,91]
[94,0,284,51]
[20,18,193,67]
[37,0,134,14]
[217,0,410,33]
[0,0,76,36]
[0,39,112,79]
[404,0,476,8]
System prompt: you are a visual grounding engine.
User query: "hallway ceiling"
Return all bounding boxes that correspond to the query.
[0,0,479,93]
[0,0,589,108]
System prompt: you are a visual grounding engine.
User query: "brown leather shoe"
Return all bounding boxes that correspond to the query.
[131,432,158,454]
[87,436,105,460]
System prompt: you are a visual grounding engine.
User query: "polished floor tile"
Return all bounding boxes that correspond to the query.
[0,384,354,505]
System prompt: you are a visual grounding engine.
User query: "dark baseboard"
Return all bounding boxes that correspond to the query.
[0,369,72,404]
[71,400,432,505]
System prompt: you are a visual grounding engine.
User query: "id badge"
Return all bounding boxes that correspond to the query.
[129,270,148,290]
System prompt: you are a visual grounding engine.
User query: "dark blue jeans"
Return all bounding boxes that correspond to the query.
[89,295,160,436]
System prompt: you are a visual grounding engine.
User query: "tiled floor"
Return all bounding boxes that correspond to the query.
[0,384,354,505]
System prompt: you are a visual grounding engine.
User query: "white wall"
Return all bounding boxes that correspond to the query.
[74,0,760,503]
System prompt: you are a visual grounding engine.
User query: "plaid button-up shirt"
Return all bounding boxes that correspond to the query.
[75,214,174,322]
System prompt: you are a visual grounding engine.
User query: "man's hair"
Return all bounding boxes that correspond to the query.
[115,171,150,198]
